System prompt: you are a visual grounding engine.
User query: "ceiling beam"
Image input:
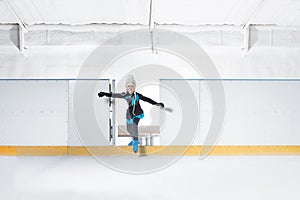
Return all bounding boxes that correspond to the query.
[242,0,265,52]
[243,25,250,52]
[4,0,27,52]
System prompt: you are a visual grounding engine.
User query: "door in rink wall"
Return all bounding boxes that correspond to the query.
[68,79,111,146]
[159,79,201,145]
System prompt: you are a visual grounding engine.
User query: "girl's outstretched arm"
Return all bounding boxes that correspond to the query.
[138,93,164,108]
[98,92,126,99]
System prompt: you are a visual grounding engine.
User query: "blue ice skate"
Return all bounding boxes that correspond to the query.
[132,139,139,153]
[128,140,133,146]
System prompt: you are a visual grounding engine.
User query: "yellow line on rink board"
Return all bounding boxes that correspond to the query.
[0,146,300,156]
[0,146,67,156]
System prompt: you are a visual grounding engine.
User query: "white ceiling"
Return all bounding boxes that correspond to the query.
[0,0,300,26]
[1,0,149,25]
[0,1,17,23]
[155,0,300,26]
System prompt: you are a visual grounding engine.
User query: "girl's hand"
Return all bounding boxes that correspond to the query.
[157,103,164,109]
[98,92,105,97]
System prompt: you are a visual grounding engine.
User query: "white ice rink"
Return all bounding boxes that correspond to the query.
[1,155,300,200]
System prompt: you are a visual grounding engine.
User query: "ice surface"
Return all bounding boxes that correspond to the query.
[1,155,300,200]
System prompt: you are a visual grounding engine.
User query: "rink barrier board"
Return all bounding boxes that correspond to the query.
[0,146,300,156]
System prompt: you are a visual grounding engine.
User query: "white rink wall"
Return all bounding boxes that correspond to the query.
[160,79,300,145]
[0,79,110,146]
[1,78,300,146]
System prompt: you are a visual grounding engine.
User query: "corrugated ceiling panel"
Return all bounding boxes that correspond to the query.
[154,0,300,26]
[0,0,299,26]
[253,0,300,26]
[0,1,17,24]
[155,0,261,25]
[8,0,150,25]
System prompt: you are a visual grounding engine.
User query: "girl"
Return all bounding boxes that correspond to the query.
[98,75,164,153]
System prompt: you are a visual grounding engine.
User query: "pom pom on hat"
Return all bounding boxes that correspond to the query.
[125,74,136,87]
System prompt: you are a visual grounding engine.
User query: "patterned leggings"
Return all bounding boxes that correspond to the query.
[126,118,140,139]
